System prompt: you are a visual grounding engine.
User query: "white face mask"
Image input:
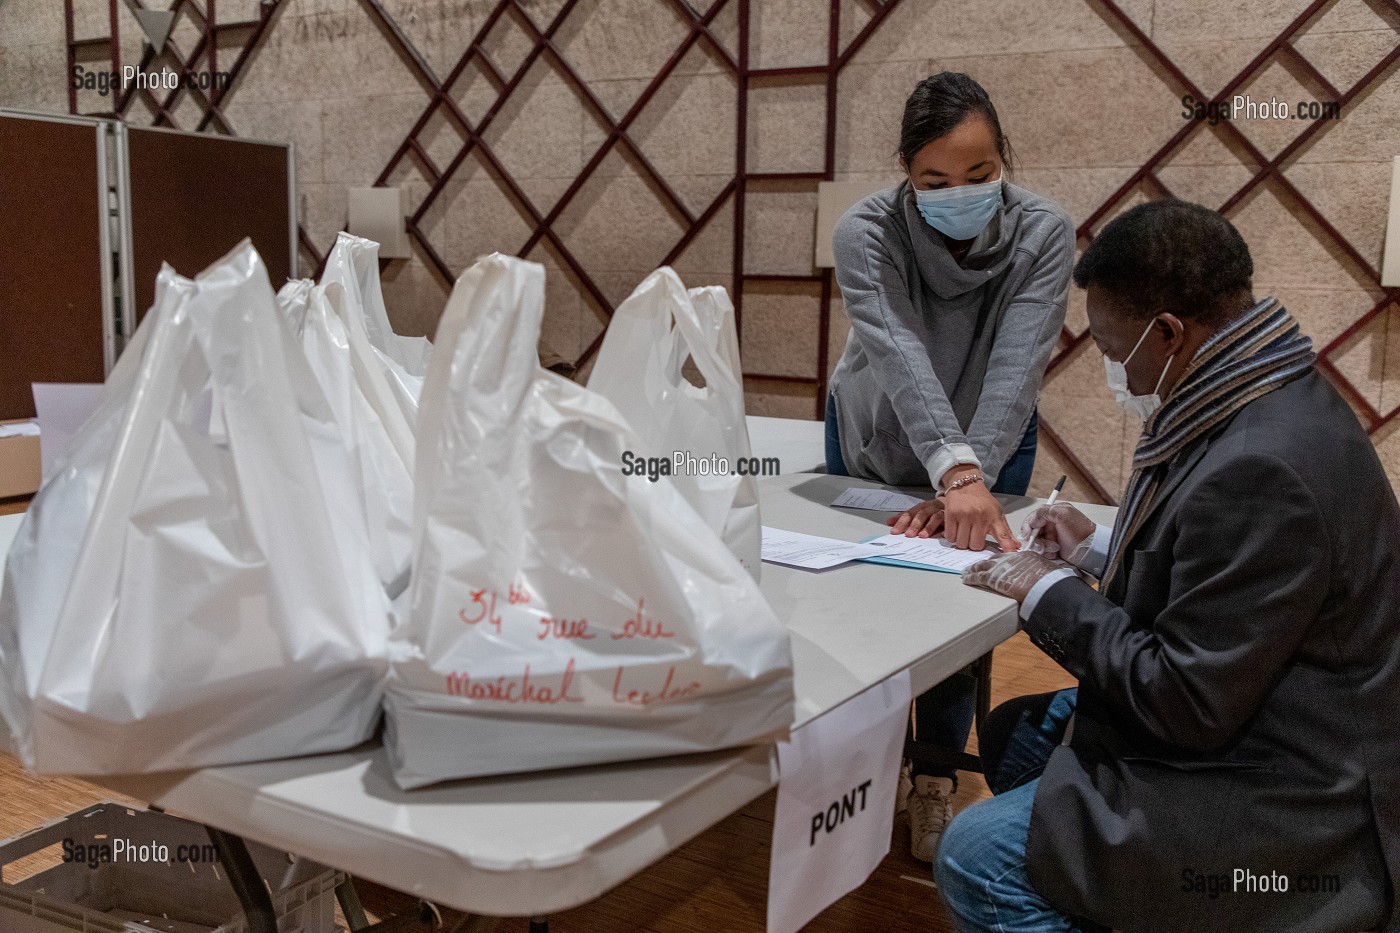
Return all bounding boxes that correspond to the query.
[1103,319,1174,421]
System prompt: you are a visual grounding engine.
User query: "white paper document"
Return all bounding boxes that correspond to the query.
[830,486,927,512]
[767,669,911,933]
[859,532,999,572]
[0,421,40,438]
[761,526,887,570]
[33,383,104,478]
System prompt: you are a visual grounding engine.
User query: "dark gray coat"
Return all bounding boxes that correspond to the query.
[1025,369,1400,933]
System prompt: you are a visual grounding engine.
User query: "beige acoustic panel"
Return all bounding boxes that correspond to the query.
[814,180,895,268]
[1384,156,1400,288]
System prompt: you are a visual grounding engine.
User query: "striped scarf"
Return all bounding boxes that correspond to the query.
[1101,296,1315,589]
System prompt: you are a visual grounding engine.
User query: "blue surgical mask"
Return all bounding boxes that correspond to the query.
[913,177,1002,240]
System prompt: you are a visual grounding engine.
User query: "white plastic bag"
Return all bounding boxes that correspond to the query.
[0,241,391,775]
[320,233,431,427]
[275,278,313,336]
[689,283,744,378]
[385,253,794,788]
[590,270,761,576]
[299,281,415,594]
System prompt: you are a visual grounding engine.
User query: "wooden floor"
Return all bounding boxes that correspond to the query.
[0,492,1075,931]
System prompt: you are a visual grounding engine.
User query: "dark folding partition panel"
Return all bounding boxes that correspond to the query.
[0,114,296,424]
[0,113,111,421]
[124,127,295,321]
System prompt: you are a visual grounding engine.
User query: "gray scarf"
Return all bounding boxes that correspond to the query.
[1102,297,1316,588]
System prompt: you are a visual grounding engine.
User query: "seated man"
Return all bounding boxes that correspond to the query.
[939,199,1400,932]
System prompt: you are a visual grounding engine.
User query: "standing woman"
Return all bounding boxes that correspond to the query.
[826,72,1075,861]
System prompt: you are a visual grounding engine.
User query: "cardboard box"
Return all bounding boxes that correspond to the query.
[0,421,41,499]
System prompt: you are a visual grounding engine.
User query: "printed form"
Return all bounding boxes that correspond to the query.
[761,527,889,570]
[859,534,998,573]
[829,487,928,512]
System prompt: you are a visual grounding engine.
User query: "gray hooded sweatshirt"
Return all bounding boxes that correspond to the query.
[829,179,1074,489]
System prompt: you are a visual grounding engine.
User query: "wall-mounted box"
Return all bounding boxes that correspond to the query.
[348,187,411,259]
[814,179,897,269]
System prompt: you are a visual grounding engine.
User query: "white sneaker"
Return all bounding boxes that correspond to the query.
[906,775,954,863]
[895,761,912,815]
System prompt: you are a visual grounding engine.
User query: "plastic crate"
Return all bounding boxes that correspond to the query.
[0,802,344,933]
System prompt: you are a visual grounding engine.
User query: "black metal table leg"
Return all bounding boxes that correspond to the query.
[337,877,372,930]
[205,825,279,933]
[973,650,995,729]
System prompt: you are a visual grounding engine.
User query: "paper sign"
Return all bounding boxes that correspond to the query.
[830,487,927,512]
[767,670,911,933]
[859,532,999,573]
[0,422,40,438]
[33,383,104,479]
[761,526,886,570]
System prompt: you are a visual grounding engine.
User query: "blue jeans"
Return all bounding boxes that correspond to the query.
[824,395,850,477]
[824,397,1040,778]
[991,408,1038,499]
[823,398,1039,492]
[934,689,1086,933]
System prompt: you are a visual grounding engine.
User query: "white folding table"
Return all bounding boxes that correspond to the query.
[0,477,1116,919]
[0,513,21,567]
[743,415,826,475]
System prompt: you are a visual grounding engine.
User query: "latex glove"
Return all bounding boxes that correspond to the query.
[1020,502,1096,568]
[887,497,945,537]
[961,550,1065,603]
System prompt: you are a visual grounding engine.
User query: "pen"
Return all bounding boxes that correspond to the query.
[1021,475,1066,550]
